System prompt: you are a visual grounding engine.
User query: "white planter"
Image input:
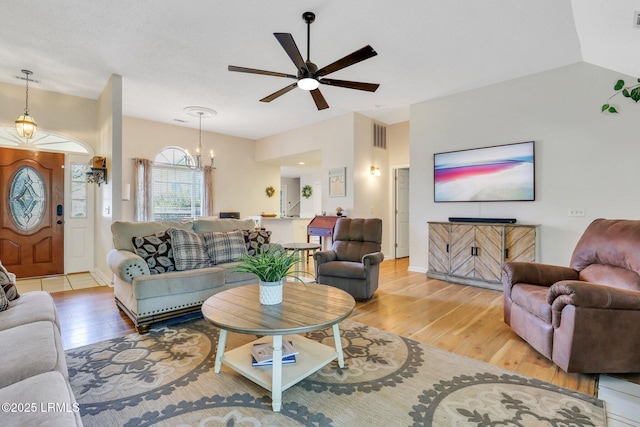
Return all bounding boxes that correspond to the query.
[259,280,283,305]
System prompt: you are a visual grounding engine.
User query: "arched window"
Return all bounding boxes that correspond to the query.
[152,147,203,221]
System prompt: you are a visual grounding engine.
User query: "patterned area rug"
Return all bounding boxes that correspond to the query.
[66,318,606,426]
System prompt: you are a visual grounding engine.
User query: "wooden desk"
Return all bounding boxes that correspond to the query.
[307,215,342,250]
[201,283,355,412]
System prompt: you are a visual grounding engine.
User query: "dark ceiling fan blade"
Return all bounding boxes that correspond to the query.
[316,45,378,77]
[274,33,308,74]
[260,83,299,103]
[228,65,297,79]
[310,88,329,110]
[320,78,379,92]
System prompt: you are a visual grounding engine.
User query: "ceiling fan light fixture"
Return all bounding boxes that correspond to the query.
[297,77,319,91]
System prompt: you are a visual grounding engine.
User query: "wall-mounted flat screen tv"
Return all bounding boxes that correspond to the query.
[434,141,535,202]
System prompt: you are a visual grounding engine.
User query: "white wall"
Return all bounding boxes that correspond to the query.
[95,74,122,280]
[299,171,322,217]
[257,113,395,257]
[121,116,281,221]
[0,81,97,147]
[409,62,640,272]
[388,121,410,167]
[257,114,357,217]
[387,121,411,257]
[353,114,390,253]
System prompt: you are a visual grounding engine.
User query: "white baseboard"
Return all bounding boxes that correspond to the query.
[408,265,427,274]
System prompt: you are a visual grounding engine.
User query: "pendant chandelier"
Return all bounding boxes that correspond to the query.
[184,106,216,169]
[15,69,38,141]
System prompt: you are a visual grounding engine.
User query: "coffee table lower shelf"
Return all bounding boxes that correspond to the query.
[221,334,338,393]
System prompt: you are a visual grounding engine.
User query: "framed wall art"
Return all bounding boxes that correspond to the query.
[434,141,535,202]
[329,167,346,197]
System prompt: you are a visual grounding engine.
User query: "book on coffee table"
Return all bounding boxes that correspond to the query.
[251,340,298,366]
[252,353,297,366]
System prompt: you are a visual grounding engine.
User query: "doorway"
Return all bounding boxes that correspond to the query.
[395,167,410,258]
[0,130,95,278]
[0,148,65,278]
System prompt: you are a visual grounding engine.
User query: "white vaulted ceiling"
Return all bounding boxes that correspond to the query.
[1,0,639,140]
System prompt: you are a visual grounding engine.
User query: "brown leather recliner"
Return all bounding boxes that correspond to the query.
[503,218,640,373]
[314,218,384,301]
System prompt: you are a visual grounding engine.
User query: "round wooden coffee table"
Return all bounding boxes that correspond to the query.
[201,282,355,412]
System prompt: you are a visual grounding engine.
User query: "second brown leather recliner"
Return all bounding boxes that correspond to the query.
[503,218,640,373]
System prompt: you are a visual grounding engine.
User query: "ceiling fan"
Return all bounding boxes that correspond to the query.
[228,11,379,110]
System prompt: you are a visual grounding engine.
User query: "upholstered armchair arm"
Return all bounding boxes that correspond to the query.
[362,252,384,266]
[548,280,640,327]
[502,262,579,289]
[314,250,337,265]
[107,249,150,284]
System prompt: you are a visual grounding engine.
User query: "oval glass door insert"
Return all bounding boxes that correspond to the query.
[10,166,46,231]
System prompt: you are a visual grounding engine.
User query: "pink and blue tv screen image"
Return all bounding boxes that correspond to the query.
[434,141,535,202]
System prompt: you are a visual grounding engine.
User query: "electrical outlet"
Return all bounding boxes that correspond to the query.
[568,208,585,217]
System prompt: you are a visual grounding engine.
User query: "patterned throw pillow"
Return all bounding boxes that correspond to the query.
[0,261,19,301]
[166,228,213,271]
[131,231,175,275]
[204,230,248,264]
[0,286,8,312]
[242,229,272,256]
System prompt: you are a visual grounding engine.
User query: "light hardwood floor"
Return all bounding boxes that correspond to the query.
[44,258,598,396]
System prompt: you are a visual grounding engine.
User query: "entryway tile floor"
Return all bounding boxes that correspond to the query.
[16,272,107,294]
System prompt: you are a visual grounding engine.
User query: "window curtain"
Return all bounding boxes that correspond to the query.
[134,158,154,221]
[203,166,214,217]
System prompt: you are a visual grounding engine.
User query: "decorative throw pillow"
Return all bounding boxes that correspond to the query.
[242,229,272,256]
[0,286,8,312]
[204,230,248,264]
[0,261,19,301]
[131,231,175,275]
[166,228,213,271]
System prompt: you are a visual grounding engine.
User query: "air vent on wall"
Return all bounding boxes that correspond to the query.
[373,123,387,149]
[635,11,640,28]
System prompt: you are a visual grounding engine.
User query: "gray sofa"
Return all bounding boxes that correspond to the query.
[0,286,83,427]
[107,218,262,332]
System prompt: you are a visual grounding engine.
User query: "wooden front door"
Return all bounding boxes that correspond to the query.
[0,148,65,278]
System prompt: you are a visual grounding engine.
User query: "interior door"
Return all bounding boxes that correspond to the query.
[0,148,65,278]
[395,168,410,258]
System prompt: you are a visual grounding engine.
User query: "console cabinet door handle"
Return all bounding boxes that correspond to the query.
[446,243,449,253]
[505,248,509,259]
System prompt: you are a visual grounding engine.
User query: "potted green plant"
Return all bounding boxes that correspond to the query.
[233,245,305,305]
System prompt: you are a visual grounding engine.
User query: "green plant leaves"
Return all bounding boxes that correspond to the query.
[603,78,640,112]
[233,245,303,283]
